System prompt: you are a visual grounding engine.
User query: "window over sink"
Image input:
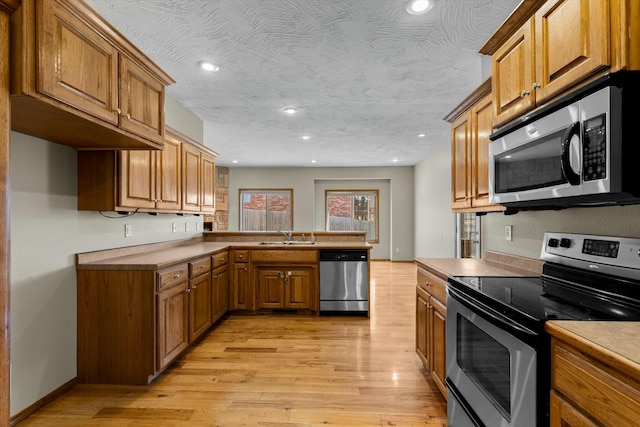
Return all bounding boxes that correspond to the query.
[239,189,293,231]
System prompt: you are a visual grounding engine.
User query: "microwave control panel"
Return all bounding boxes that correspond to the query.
[582,113,607,181]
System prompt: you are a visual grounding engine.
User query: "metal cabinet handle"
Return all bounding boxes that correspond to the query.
[186,288,191,293]
[520,89,530,98]
[114,108,121,115]
[174,273,181,278]
[124,113,131,120]
[531,82,541,91]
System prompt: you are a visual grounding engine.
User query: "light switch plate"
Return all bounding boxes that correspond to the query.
[172,222,177,233]
[505,225,513,241]
[124,224,132,237]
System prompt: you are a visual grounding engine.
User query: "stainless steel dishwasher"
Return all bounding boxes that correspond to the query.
[319,249,368,314]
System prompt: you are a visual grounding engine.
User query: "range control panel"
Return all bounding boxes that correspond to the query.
[542,232,640,280]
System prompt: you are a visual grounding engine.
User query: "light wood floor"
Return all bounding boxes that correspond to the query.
[19,261,447,426]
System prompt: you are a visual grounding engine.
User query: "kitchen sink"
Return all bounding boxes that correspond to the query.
[259,241,317,245]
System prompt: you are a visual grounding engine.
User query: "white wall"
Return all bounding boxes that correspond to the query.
[227,167,414,260]
[413,145,456,258]
[483,204,640,259]
[9,96,203,416]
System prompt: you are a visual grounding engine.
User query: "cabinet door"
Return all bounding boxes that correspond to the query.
[119,55,165,145]
[156,133,182,211]
[534,0,610,105]
[550,391,599,427]
[182,143,201,212]
[451,112,472,210]
[416,287,430,369]
[119,150,156,209]
[492,18,535,127]
[212,267,229,322]
[284,268,312,309]
[200,152,216,213]
[157,281,189,370]
[470,93,494,209]
[232,263,251,309]
[257,268,284,308]
[188,273,211,342]
[37,0,119,125]
[431,296,448,400]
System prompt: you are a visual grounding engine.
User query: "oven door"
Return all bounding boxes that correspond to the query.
[489,101,582,205]
[446,292,538,427]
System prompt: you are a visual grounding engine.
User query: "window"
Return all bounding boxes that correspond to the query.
[240,189,293,231]
[325,190,378,243]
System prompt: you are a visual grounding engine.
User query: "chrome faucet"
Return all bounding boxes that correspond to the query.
[280,230,293,241]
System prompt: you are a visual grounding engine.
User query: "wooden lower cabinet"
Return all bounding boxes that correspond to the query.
[78,258,217,385]
[548,337,640,427]
[415,265,448,400]
[157,280,189,370]
[212,265,229,322]
[256,266,314,310]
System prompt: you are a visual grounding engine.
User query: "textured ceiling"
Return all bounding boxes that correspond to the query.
[86,0,520,167]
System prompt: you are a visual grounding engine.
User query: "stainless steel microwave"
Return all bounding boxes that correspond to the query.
[489,71,640,209]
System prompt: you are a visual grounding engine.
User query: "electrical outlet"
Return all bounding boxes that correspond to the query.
[124,224,132,237]
[395,247,400,253]
[196,222,200,231]
[185,222,189,232]
[505,225,513,241]
[172,222,177,233]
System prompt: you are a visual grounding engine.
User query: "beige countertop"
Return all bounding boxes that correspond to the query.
[546,321,640,381]
[415,250,544,280]
[76,239,370,270]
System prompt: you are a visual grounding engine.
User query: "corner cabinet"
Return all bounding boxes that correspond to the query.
[77,126,217,214]
[480,0,638,128]
[415,265,448,399]
[445,79,504,213]
[9,0,174,150]
[546,324,640,427]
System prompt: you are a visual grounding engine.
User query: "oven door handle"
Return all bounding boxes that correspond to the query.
[449,288,538,337]
[560,121,581,185]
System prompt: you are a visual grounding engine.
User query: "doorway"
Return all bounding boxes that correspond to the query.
[455,213,481,258]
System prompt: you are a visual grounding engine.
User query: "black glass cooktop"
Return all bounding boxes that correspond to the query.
[449,276,611,322]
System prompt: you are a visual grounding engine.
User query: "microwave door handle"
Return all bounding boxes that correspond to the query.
[560,122,581,185]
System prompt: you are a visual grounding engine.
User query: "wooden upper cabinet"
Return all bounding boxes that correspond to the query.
[77,126,216,214]
[534,0,610,103]
[182,142,202,212]
[450,113,471,210]
[492,19,535,127]
[470,93,495,209]
[37,0,119,125]
[484,0,617,127]
[156,132,182,211]
[119,56,166,144]
[10,0,174,150]
[446,80,504,213]
[119,150,156,209]
[181,137,218,214]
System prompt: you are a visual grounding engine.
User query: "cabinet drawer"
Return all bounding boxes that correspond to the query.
[252,250,317,263]
[212,251,228,268]
[417,267,447,303]
[551,340,640,426]
[189,257,211,279]
[158,265,188,291]
[233,250,249,263]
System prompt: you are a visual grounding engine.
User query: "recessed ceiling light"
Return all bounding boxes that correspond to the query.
[311,160,317,163]
[283,107,297,115]
[406,0,433,15]
[392,158,400,163]
[418,133,426,138]
[232,160,238,163]
[198,61,219,72]
[301,135,311,140]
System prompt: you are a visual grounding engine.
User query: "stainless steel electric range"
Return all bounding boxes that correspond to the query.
[445,232,640,427]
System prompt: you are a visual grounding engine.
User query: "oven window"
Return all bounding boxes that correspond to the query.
[457,315,511,421]
[495,128,567,193]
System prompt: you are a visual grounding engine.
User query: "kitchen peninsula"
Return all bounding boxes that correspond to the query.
[75,232,370,385]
